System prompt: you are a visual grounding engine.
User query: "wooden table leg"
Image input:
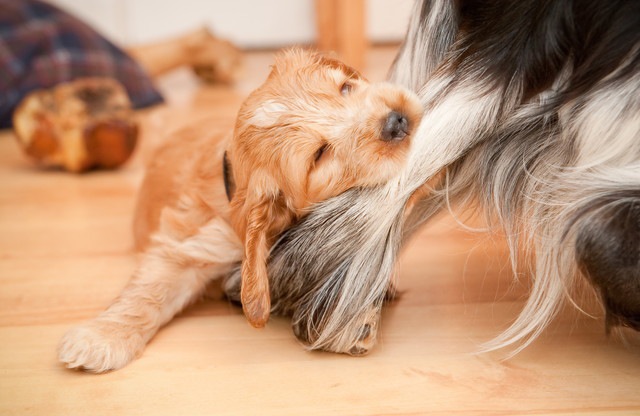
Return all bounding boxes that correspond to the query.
[315,0,367,71]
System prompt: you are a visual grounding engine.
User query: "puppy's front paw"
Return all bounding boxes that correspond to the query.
[58,320,145,373]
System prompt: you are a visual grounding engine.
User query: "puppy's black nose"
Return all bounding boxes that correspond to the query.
[381,111,409,141]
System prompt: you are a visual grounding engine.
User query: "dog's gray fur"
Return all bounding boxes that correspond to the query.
[227,0,640,356]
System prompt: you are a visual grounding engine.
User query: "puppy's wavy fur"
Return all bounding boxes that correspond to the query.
[249,0,639,356]
[57,49,423,372]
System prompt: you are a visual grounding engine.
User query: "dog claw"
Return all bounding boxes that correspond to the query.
[349,346,369,356]
[347,321,377,356]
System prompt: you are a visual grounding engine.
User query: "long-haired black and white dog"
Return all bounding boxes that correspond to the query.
[225,0,640,356]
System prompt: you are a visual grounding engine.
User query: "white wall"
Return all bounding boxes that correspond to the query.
[49,0,415,48]
[367,0,414,42]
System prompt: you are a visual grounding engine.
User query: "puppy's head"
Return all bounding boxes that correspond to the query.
[228,48,423,327]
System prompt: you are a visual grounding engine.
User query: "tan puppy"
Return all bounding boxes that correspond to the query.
[58,49,423,372]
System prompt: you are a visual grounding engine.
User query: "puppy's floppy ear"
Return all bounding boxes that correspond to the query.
[237,173,292,328]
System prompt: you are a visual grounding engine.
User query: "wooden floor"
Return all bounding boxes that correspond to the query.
[1,47,639,416]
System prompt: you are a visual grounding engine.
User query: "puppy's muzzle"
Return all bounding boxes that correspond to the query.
[381,111,409,141]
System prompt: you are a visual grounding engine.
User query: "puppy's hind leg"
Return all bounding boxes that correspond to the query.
[58,217,241,373]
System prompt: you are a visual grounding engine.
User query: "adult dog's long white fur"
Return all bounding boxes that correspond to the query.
[250,0,640,356]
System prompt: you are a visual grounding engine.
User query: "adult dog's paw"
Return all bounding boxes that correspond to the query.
[292,306,381,356]
[58,320,145,373]
[347,321,378,356]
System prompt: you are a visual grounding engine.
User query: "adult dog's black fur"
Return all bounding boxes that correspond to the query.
[224,0,640,355]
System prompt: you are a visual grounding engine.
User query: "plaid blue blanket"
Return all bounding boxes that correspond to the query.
[0,0,163,128]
